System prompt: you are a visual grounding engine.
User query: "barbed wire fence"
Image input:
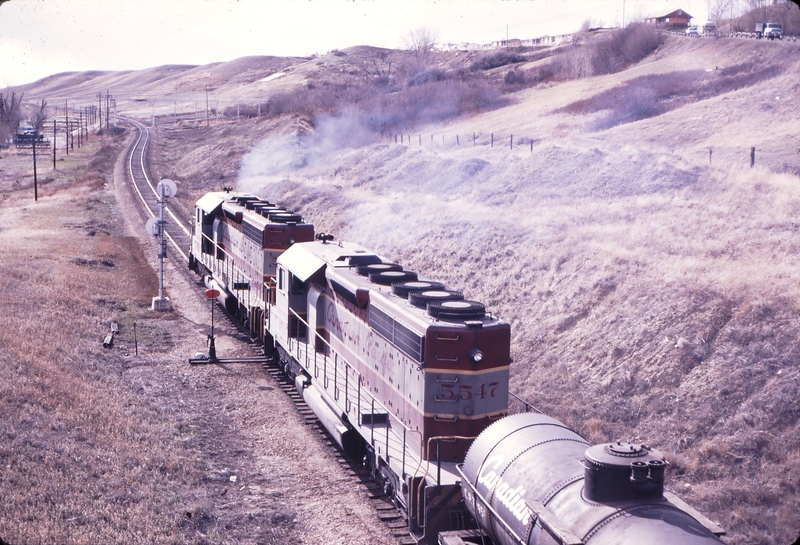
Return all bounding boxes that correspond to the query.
[391,132,540,154]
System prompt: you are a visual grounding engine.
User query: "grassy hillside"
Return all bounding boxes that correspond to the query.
[232,35,800,545]
[12,27,800,545]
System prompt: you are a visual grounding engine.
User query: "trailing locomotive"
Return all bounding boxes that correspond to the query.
[188,191,726,545]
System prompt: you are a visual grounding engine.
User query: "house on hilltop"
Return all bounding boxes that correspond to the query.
[645,9,693,29]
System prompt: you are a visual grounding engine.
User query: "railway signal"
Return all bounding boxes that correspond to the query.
[148,178,177,311]
[205,288,220,362]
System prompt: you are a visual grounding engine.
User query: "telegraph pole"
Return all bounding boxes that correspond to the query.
[32,132,38,201]
[106,90,110,129]
[64,100,69,155]
[53,107,57,170]
[205,86,210,126]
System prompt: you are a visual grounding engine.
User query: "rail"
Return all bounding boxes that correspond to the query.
[123,117,190,262]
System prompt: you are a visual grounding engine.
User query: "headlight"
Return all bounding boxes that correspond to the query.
[469,349,484,363]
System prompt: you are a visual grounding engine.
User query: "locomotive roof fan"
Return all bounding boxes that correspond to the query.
[391,280,446,298]
[369,269,418,285]
[356,262,402,276]
[428,300,486,321]
[408,289,464,309]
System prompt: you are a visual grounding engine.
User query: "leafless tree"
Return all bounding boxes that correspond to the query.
[30,98,48,132]
[572,19,593,45]
[0,91,22,146]
[404,26,440,73]
[708,0,732,26]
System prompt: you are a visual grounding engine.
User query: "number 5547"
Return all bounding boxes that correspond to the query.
[438,382,499,401]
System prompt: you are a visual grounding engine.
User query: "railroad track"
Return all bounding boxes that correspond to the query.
[122,117,415,545]
[123,117,192,262]
[261,356,415,545]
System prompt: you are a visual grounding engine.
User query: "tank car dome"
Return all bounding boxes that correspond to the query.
[583,441,667,502]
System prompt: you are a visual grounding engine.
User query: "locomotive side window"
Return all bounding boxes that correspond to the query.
[278,267,285,291]
[290,273,306,295]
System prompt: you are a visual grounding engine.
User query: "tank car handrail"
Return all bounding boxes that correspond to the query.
[509,391,543,415]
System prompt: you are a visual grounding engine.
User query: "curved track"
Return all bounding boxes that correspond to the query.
[124,117,191,262]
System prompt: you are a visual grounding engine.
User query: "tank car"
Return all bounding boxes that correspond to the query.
[450,413,725,545]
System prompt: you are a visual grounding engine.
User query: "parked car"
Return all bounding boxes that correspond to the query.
[685,25,699,37]
[703,21,717,32]
[763,22,783,40]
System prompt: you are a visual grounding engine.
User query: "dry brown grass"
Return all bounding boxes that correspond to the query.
[223,37,800,544]
[0,132,399,545]
[0,138,199,544]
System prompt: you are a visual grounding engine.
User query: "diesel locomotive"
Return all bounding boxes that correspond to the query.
[188,190,726,545]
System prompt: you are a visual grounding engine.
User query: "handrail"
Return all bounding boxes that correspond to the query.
[509,391,542,414]
[195,231,273,313]
[284,305,420,447]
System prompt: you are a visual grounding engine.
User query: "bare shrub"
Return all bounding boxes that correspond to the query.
[406,68,447,87]
[358,78,505,134]
[552,46,594,79]
[470,50,527,71]
[537,23,662,83]
[589,23,662,75]
[223,104,261,118]
[503,70,526,86]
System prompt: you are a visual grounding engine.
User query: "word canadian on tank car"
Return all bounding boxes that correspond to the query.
[188,190,727,545]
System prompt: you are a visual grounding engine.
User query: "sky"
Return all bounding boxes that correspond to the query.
[0,0,709,88]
